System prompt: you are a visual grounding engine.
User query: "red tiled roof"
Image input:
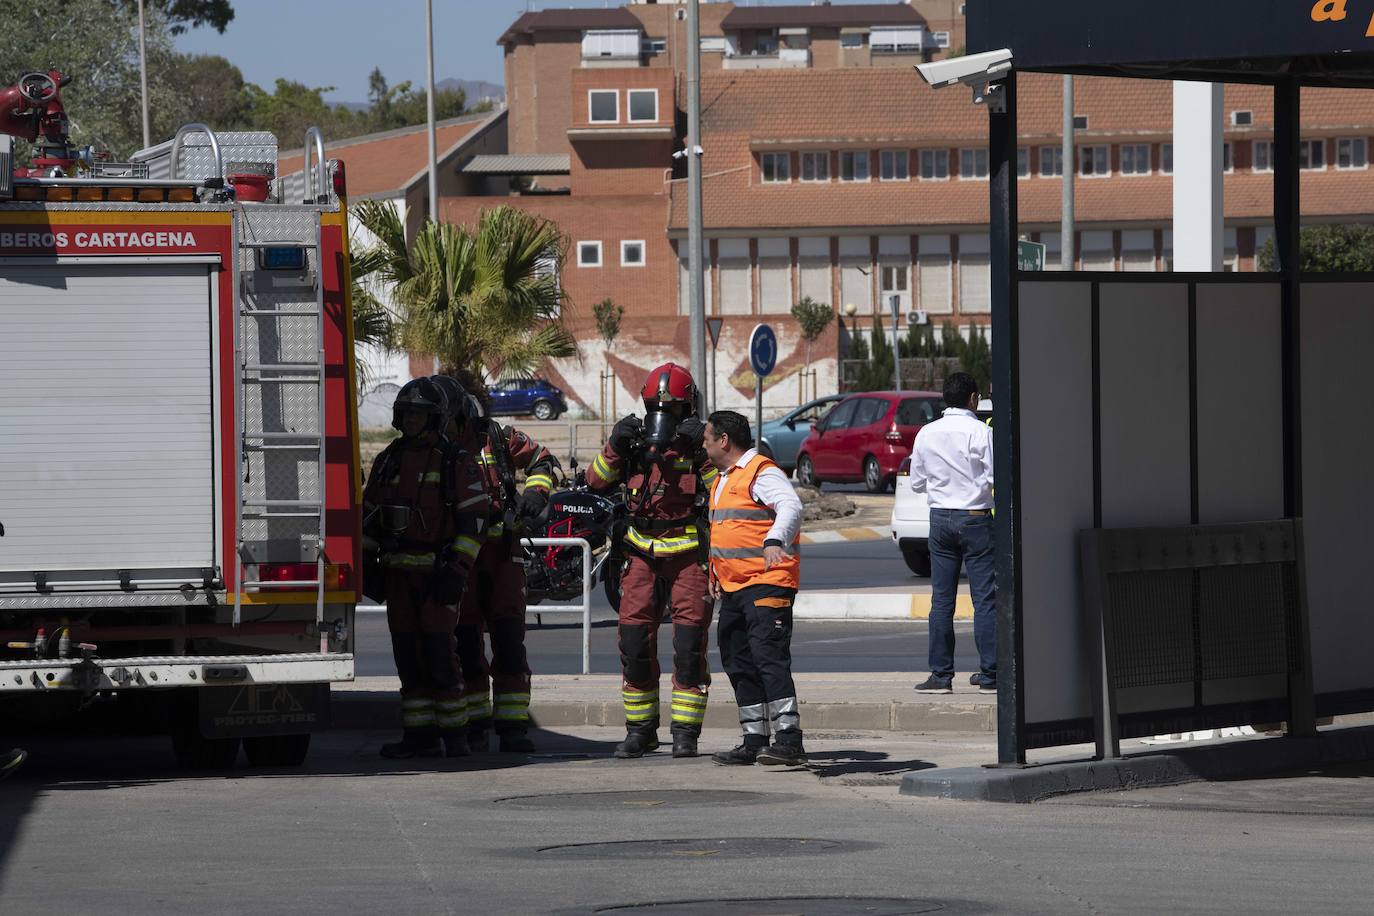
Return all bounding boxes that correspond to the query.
[278,117,482,199]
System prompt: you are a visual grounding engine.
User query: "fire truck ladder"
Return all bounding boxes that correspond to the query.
[232,215,328,644]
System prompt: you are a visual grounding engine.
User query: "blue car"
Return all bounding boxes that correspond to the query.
[488,377,568,421]
[757,395,844,474]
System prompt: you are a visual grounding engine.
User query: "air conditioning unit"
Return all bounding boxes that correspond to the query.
[908,310,930,326]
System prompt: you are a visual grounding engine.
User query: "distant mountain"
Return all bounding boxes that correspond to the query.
[334,78,504,114]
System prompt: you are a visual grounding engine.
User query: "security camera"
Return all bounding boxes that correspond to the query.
[914,49,1013,90]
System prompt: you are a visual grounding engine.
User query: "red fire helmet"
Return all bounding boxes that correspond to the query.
[640,362,699,417]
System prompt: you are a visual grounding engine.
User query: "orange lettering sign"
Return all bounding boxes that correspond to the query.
[1311,0,1348,21]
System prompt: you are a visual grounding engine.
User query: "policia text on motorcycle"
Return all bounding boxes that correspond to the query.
[588,363,718,760]
[703,410,807,767]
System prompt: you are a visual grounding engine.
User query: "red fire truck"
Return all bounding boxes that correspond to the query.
[0,71,360,768]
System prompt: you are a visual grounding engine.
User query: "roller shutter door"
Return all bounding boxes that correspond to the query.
[0,263,216,579]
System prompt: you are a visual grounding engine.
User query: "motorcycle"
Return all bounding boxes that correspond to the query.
[522,459,627,611]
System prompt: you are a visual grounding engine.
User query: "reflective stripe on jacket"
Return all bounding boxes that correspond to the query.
[708,452,800,592]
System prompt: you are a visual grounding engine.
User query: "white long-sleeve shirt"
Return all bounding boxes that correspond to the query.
[910,408,994,510]
[712,448,805,546]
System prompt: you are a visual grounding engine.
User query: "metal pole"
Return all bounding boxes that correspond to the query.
[890,294,902,391]
[1060,74,1073,270]
[687,0,708,393]
[710,345,718,414]
[755,377,763,454]
[137,0,150,150]
[425,0,439,222]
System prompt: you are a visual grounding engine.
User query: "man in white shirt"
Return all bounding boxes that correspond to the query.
[909,372,996,694]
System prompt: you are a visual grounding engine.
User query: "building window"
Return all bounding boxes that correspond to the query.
[620,240,645,267]
[577,241,602,267]
[1073,115,1089,130]
[1300,139,1325,170]
[1079,145,1110,177]
[919,149,950,180]
[588,90,618,124]
[1223,142,1234,173]
[917,238,952,313]
[932,31,951,48]
[880,150,909,181]
[959,148,989,180]
[1039,146,1063,177]
[761,152,791,183]
[840,151,870,182]
[1017,147,1030,178]
[1121,144,1151,175]
[871,27,922,53]
[1254,140,1273,172]
[1337,137,1367,169]
[1162,143,1173,175]
[1232,110,1254,127]
[642,37,667,54]
[700,36,726,53]
[840,32,865,49]
[582,30,641,60]
[801,151,830,182]
[627,89,658,123]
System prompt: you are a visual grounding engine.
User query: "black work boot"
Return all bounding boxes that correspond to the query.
[440,730,470,758]
[756,741,808,767]
[498,730,537,753]
[711,743,762,766]
[466,722,490,753]
[614,729,660,759]
[380,728,442,759]
[671,728,699,758]
[0,748,27,781]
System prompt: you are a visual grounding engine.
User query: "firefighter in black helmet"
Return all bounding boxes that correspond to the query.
[362,377,491,759]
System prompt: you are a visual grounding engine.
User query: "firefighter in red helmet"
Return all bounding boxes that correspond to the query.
[587,362,718,759]
[362,377,490,759]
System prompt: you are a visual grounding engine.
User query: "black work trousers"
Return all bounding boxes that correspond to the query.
[717,583,802,749]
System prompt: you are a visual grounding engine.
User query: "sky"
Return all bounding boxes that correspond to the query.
[175,0,886,103]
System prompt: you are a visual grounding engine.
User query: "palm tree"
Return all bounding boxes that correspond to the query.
[350,200,575,382]
[348,254,396,395]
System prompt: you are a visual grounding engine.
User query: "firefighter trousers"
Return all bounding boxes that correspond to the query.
[386,571,466,734]
[717,584,802,749]
[618,552,713,736]
[455,537,532,733]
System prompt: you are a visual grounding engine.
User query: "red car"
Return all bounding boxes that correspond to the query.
[795,391,945,492]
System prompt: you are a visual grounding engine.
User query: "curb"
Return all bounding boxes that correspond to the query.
[800,526,889,544]
[331,693,996,734]
[794,592,973,621]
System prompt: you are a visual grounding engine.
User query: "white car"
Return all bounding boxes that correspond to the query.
[891,402,993,577]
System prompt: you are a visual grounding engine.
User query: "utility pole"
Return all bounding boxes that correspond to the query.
[425,0,438,222]
[1061,75,1074,270]
[686,0,708,400]
[137,0,150,149]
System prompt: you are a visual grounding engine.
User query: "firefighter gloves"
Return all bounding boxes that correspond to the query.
[517,487,549,521]
[676,417,706,452]
[610,415,644,459]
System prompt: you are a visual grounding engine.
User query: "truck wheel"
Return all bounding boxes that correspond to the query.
[532,399,557,421]
[171,732,241,770]
[243,733,312,768]
[900,542,932,578]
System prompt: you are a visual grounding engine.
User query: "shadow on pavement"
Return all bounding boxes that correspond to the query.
[805,748,937,779]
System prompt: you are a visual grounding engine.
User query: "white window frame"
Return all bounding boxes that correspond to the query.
[577,240,603,268]
[959,148,989,180]
[626,89,658,124]
[761,152,791,184]
[839,150,870,182]
[1253,140,1273,173]
[880,149,909,181]
[588,90,618,124]
[871,26,922,54]
[1223,142,1234,174]
[641,37,666,54]
[1300,139,1325,171]
[1120,143,1151,176]
[1039,146,1063,177]
[1337,137,1368,170]
[919,149,950,181]
[1079,145,1110,178]
[620,240,646,268]
[840,31,865,49]
[800,151,830,183]
[932,31,950,48]
[1162,143,1174,175]
[1017,147,1030,178]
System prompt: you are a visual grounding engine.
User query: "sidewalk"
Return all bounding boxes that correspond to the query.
[332,671,996,734]
[795,584,973,620]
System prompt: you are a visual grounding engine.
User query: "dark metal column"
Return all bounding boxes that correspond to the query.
[989,72,1024,765]
[1274,78,1317,738]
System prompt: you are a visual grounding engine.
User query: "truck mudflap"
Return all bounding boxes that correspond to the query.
[0,652,353,694]
[196,683,331,738]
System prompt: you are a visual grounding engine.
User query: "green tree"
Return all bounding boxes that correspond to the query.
[242,78,364,147]
[351,200,576,380]
[117,0,234,33]
[365,68,465,132]
[1257,224,1374,273]
[593,298,624,351]
[174,54,252,130]
[790,295,834,372]
[348,250,396,394]
[847,316,896,392]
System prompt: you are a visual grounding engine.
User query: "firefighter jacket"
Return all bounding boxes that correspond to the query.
[362,435,490,578]
[462,422,561,540]
[708,451,801,592]
[587,438,718,558]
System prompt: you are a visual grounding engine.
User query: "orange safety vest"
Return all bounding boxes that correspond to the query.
[708,452,800,593]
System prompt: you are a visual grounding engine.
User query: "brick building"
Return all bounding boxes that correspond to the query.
[425,1,1374,415]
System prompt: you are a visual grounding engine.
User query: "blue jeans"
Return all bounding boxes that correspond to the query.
[927,508,997,682]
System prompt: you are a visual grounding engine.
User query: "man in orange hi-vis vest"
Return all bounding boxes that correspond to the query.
[702,410,807,767]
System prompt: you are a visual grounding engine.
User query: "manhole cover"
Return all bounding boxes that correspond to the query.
[572,897,946,915]
[537,838,864,859]
[495,790,795,809]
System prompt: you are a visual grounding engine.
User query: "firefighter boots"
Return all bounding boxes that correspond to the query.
[671,731,699,758]
[380,728,442,759]
[440,731,471,758]
[498,731,536,753]
[614,729,660,759]
[756,743,808,767]
[711,743,761,766]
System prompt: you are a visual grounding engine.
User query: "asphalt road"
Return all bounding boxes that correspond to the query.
[356,539,985,678]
